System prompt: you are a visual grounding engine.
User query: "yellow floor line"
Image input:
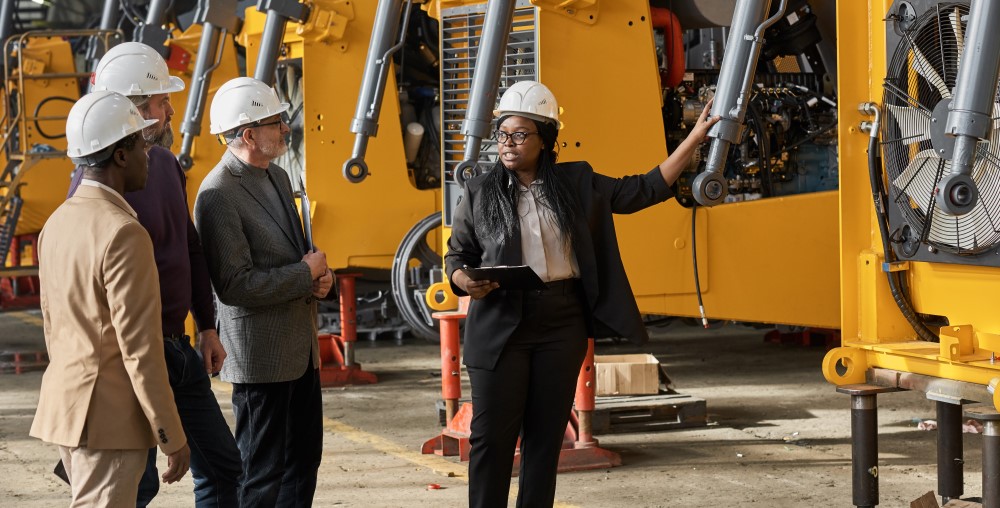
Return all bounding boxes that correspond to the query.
[323,417,468,480]
[323,417,578,508]
[8,311,42,327]
[215,377,579,506]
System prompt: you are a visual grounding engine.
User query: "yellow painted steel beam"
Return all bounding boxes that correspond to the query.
[834,0,1000,410]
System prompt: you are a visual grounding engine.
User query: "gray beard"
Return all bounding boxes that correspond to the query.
[260,138,288,159]
[145,125,174,149]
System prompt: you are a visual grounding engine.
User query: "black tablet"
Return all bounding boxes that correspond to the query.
[459,265,547,291]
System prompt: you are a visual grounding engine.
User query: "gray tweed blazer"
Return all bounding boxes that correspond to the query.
[194,150,318,384]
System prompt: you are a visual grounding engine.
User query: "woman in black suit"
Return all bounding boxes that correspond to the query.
[445,81,717,508]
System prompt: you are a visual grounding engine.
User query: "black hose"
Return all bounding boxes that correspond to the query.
[691,204,708,328]
[748,98,773,197]
[867,129,938,342]
[33,96,76,139]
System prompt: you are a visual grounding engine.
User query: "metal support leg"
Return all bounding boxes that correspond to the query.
[838,384,899,508]
[985,421,1000,508]
[852,394,878,508]
[937,401,964,504]
[966,405,1000,508]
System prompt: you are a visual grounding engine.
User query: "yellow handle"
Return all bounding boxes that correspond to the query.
[425,281,458,311]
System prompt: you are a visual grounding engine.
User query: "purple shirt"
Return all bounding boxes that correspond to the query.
[68,146,216,336]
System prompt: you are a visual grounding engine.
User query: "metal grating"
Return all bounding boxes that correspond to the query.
[439,2,538,184]
[0,194,23,266]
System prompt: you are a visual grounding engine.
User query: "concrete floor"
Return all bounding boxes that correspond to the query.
[0,309,987,507]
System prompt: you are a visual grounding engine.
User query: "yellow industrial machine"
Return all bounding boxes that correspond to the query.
[820,0,1000,505]
[382,0,843,333]
[0,29,117,308]
[230,1,442,339]
[0,1,444,338]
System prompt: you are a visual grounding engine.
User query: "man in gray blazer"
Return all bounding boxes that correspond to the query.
[194,77,333,507]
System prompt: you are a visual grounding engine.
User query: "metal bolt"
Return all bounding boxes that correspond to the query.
[928,245,938,253]
[868,466,879,478]
[706,180,724,200]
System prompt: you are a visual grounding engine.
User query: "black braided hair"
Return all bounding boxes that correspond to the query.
[474,116,578,248]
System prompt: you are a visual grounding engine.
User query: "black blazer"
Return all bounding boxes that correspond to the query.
[445,161,674,369]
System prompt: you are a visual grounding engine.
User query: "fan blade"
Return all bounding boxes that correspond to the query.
[951,8,965,70]
[927,199,995,249]
[886,104,932,143]
[911,45,952,99]
[893,148,941,213]
[926,140,1000,250]
[991,102,1000,146]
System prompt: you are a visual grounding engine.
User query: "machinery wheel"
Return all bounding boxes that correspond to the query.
[391,212,444,343]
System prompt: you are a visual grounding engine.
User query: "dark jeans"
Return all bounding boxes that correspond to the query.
[466,281,589,508]
[231,363,323,508]
[136,337,242,508]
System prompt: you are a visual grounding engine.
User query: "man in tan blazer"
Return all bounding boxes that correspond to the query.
[31,90,190,506]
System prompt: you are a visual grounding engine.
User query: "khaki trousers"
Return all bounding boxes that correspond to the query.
[57,445,147,507]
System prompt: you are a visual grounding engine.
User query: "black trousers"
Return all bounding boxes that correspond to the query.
[466,279,589,508]
[231,362,323,508]
[137,337,242,508]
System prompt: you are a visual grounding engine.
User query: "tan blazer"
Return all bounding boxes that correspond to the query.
[30,183,185,454]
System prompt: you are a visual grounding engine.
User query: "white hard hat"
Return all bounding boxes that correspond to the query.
[92,42,185,96]
[66,90,158,165]
[209,77,290,135]
[493,80,560,126]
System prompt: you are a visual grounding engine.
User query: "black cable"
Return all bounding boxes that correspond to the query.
[691,204,708,328]
[867,123,938,342]
[32,96,76,139]
[747,97,773,197]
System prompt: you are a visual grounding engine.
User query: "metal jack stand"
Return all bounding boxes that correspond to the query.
[421,304,472,459]
[317,273,377,387]
[937,400,965,505]
[520,338,621,473]
[837,384,901,508]
[965,405,1000,508]
[422,327,621,473]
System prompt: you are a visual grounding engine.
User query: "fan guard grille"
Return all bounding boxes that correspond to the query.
[881,2,1000,255]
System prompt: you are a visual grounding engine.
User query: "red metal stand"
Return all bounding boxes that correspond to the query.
[421,313,622,473]
[317,273,377,387]
[420,303,471,458]
[538,337,621,473]
[764,327,840,349]
[1,234,40,309]
[0,350,48,374]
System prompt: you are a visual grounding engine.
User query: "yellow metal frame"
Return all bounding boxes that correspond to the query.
[1,34,87,234]
[824,0,1000,409]
[237,3,441,271]
[429,0,840,327]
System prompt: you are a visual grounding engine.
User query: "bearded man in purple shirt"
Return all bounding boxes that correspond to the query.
[67,42,242,508]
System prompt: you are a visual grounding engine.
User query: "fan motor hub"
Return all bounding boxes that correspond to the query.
[929,99,956,160]
[936,173,979,216]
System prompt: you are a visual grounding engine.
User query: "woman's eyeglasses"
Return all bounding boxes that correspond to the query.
[493,130,537,145]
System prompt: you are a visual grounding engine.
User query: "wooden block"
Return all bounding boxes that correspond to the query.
[910,491,938,508]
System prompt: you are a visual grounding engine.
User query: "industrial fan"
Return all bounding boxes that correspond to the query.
[881,1,1000,265]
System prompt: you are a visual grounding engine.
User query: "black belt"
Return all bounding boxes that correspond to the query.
[532,278,580,295]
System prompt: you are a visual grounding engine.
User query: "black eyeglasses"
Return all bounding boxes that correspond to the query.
[252,111,290,129]
[494,130,537,145]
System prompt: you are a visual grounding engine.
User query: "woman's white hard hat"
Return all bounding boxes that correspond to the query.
[493,80,561,127]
